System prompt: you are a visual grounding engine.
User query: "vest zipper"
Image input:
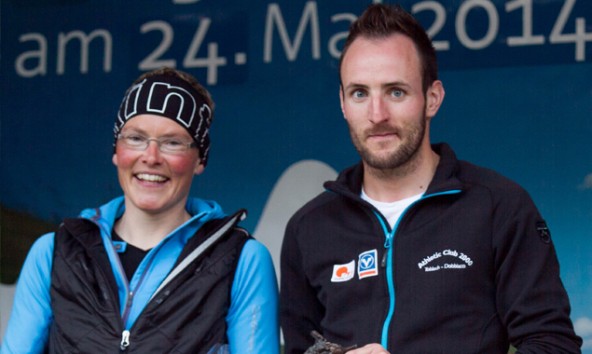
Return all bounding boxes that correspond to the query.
[120,330,130,350]
[120,290,135,332]
[119,291,134,351]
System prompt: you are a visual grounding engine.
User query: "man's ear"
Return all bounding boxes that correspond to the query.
[112,153,118,167]
[425,80,445,118]
[339,86,346,119]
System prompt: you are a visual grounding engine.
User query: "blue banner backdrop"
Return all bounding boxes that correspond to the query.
[1,0,591,349]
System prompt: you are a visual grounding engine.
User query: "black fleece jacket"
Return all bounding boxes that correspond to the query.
[281,143,582,354]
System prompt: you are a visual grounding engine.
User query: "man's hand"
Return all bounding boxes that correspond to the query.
[346,343,390,354]
[304,331,357,354]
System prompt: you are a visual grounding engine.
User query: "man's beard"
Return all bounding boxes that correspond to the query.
[349,114,427,171]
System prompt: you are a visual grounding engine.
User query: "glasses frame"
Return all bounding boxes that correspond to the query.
[117,133,197,155]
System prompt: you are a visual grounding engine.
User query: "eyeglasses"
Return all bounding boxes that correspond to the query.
[117,133,196,154]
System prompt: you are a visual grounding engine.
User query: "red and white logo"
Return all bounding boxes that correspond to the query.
[331,260,355,282]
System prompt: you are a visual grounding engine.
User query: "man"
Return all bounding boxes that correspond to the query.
[1,67,279,353]
[280,4,582,354]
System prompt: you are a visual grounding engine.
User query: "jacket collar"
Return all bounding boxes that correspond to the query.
[426,143,464,195]
[78,196,226,243]
[325,143,464,197]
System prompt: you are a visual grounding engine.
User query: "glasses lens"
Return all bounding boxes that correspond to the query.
[119,134,193,154]
[121,134,147,149]
[160,138,187,153]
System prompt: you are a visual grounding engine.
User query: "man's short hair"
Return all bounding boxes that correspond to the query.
[339,4,438,92]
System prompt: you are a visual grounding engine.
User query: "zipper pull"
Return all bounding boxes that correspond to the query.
[120,330,130,351]
[382,232,394,267]
[383,233,393,249]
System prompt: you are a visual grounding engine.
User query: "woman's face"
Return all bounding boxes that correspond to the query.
[112,114,204,216]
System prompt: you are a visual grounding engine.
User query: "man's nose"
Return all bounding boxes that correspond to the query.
[369,96,388,124]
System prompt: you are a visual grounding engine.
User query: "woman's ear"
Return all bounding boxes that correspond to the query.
[194,160,205,176]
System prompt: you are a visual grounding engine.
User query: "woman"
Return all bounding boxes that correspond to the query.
[1,67,279,353]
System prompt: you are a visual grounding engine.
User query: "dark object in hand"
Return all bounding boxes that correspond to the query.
[304,330,357,354]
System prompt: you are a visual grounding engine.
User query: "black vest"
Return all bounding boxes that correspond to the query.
[48,212,249,353]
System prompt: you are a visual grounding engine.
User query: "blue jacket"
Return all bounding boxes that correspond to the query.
[2,196,280,353]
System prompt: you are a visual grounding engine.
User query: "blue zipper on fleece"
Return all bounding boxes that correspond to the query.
[376,189,461,349]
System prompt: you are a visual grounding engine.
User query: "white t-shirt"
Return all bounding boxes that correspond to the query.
[361,189,423,229]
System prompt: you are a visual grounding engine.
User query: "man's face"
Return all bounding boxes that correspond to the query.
[112,114,204,216]
[340,33,440,171]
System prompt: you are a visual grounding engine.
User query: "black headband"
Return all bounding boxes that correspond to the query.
[114,74,212,165]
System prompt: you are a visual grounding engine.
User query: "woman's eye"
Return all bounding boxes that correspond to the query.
[128,135,146,142]
[162,139,186,149]
[164,139,183,147]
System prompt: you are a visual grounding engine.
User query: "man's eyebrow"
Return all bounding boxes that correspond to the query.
[382,81,411,89]
[343,83,368,91]
[343,81,411,91]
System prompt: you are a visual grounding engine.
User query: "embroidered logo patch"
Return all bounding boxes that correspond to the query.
[536,221,551,244]
[358,249,379,279]
[417,249,474,272]
[331,260,355,282]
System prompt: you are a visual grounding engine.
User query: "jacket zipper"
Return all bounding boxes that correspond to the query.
[105,223,154,351]
[117,255,157,351]
[91,215,135,351]
[372,210,396,350]
[115,211,245,351]
[120,330,131,350]
[374,190,462,349]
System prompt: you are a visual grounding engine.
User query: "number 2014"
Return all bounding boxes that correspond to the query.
[413,0,590,61]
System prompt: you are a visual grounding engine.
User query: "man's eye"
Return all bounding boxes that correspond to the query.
[352,90,366,99]
[391,89,404,98]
